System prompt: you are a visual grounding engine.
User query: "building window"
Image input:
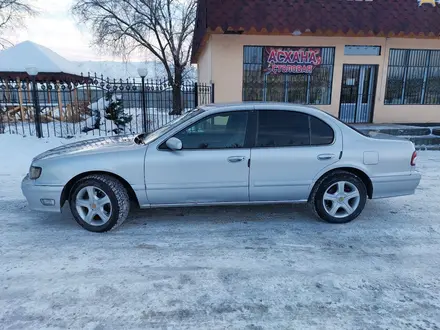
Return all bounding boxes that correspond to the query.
[344,45,381,56]
[385,49,440,105]
[243,46,335,105]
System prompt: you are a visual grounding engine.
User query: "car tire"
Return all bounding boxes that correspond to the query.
[69,174,130,232]
[311,171,367,224]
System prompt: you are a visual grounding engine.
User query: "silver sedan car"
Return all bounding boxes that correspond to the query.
[22,103,421,232]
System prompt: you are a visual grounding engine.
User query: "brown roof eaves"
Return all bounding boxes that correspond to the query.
[191,0,440,63]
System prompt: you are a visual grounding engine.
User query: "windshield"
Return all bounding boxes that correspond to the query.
[137,108,205,144]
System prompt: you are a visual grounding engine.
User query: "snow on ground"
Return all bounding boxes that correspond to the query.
[1,136,440,329]
[0,135,94,201]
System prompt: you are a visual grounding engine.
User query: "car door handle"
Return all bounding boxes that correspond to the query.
[228,156,246,163]
[317,153,335,161]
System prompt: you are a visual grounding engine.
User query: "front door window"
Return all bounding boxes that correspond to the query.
[174,112,249,149]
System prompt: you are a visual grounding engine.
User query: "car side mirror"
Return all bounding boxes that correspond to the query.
[166,137,183,151]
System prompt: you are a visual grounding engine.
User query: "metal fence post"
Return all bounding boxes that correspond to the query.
[141,76,147,133]
[211,83,215,103]
[137,68,148,133]
[31,77,43,138]
[194,82,199,108]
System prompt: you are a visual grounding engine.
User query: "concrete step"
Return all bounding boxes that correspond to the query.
[355,124,440,150]
[416,145,440,151]
[354,124,438,137]
[407,136,440,149]
[369,127,431,136]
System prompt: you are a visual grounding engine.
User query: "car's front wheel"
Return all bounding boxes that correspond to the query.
[312,171,367,224]
[69,174,130,232]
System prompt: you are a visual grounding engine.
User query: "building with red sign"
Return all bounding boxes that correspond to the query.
[191,0,440,123]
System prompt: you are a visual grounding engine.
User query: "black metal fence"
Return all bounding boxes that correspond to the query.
[0,74,214,138]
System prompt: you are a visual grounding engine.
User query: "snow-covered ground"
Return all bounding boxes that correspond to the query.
[1,135,440,329]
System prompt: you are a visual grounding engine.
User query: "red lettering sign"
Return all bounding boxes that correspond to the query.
[262,47,322,75]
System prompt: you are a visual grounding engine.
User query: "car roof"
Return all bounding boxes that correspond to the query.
[199,102,321,113]
[198,102,350,133]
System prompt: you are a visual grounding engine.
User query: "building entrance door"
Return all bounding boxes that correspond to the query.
[339,64,378,123]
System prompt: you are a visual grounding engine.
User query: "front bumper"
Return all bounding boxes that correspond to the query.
[21,175,63,213]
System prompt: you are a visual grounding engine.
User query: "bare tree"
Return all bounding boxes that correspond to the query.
[72,0,197,115]
[0,0,36,48]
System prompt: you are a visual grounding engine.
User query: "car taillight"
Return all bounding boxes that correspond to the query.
[411,151,417,166]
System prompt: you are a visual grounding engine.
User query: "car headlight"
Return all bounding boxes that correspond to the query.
[29,166,42,180]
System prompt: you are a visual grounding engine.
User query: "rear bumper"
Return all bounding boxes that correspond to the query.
[371,171,422,199]
[21,175,63,213]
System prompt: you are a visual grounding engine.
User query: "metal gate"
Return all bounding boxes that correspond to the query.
[339,64,378,123]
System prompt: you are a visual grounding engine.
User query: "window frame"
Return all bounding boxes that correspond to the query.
[159,110,255,151]
[344,45,381,56]
[242,46,336,105]
[254,110,335,149]
[385,48,440,106]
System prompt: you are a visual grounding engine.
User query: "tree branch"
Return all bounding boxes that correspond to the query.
[0,0,36,48]
[71,0,196,81]
[71,0,197,113]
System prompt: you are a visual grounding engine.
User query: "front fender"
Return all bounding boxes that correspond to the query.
[33,147,148,205]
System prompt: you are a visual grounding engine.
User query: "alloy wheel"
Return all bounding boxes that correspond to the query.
[75,186,112,226]
[322,181,361,218]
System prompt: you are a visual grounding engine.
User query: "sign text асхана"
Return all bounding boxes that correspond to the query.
[263,47,322,75]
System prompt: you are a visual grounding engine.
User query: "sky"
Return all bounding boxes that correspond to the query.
[6,0,145,62]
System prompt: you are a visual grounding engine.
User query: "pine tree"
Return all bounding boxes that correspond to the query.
[104,92,132,134]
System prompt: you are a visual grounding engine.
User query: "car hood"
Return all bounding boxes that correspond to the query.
[33,135,139,161]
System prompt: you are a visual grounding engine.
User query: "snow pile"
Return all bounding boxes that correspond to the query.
[89,95,115,112]
[0,41,80,75]
[3,120,90,138]
[0,134,93,200]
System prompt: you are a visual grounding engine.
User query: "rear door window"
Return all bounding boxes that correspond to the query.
[256,110,310,147]
[310,116,334,145]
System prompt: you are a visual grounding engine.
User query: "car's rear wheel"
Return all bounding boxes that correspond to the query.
[312,171,367,224]
[69,174,130,232]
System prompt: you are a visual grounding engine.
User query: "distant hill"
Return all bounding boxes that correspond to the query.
[0,41,197,81]
[73,61,197,81]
